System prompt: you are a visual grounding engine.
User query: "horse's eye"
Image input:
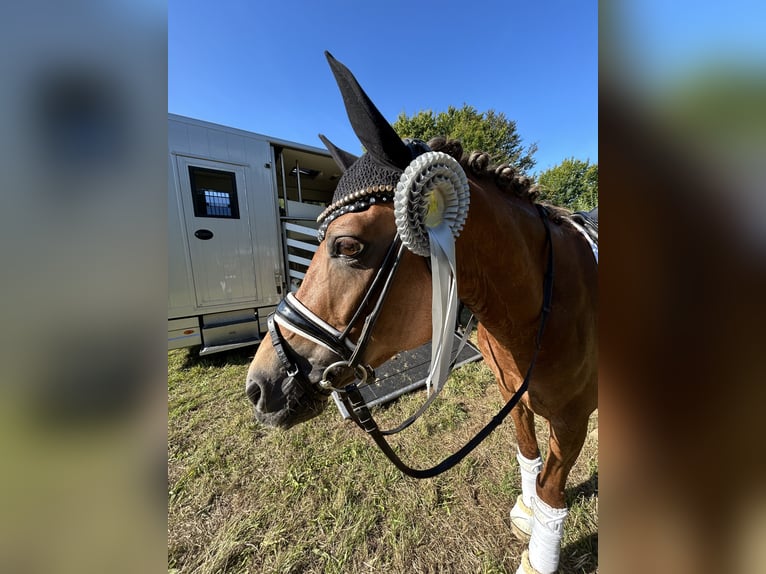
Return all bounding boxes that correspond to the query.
[334,237,364,258]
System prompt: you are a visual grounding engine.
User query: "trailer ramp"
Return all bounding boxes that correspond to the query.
[332,333,483,418]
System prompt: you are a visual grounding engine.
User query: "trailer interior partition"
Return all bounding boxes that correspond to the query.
[273,145,342,294]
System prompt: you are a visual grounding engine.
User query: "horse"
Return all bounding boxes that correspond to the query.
[246,52,597,574]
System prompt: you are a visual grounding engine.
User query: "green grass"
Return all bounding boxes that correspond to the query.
[168,347,598,573]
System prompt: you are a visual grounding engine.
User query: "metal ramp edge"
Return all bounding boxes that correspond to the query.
[332,332,483,419]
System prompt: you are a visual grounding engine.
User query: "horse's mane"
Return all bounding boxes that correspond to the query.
[427,137,571,224]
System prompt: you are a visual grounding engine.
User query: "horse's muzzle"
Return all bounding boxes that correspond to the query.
[246,372,328,429]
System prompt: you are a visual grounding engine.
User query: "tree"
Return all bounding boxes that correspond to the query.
[536,158,598,211]
[392,104,537,174]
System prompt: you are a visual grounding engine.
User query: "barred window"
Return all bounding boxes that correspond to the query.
[189,166,240,219]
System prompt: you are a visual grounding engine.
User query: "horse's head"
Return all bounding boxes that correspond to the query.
[246,52,468,428]
[245,201,433,427]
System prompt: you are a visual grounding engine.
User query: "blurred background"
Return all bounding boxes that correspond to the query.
[0,1,166,573]
[0,1,764,573]
[600,2,766,573]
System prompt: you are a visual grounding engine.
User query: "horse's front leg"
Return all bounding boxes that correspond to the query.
[509,401,542,541]
[517,411,589,574]
[476,327,543,540]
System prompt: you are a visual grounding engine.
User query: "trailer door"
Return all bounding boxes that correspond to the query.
[175,156,257,308]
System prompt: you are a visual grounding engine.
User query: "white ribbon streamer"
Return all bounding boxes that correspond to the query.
[424,221,460,394]
[393,151,470,396]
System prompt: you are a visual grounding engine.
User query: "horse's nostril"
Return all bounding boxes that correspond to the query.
[247,376,289,416]
[246,379,262,407]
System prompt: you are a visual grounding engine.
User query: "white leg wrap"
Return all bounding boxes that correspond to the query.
[516,449,542,508]
[510,495,534,539]
[527,497,568,574]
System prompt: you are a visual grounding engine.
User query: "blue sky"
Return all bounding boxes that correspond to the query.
[169,0,598,175]
[609,1,766,92]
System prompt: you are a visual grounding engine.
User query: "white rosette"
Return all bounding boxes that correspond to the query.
[394,152,470,257]
[393,151,470,395]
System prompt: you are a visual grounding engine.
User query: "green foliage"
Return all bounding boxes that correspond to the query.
[393,104,537,174]
[658,67,766,143]
[536,158,598,211]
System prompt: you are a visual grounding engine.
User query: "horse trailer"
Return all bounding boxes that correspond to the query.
[168,114,341,355]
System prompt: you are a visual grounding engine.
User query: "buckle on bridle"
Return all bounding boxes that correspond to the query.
[286,365,300,378]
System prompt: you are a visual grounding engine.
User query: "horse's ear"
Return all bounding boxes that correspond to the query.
[318,134,358,173]
[324,51,411,170]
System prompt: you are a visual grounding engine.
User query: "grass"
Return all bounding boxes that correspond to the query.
[168,346,598,573]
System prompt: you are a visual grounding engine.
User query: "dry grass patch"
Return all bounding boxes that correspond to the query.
[168,347,597,573]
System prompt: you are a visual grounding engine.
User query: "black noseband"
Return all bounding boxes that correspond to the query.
[272,297,352,361]
[267,236,405,392]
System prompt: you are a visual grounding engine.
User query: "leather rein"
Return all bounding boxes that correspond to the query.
[268,205,554,479]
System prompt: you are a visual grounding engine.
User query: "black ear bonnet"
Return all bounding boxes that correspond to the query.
[316,52,430,241]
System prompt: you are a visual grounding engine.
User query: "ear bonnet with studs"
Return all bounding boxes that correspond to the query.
[316,52,469,251]
[317,51,470,398]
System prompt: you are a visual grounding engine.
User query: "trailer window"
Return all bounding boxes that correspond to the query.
[188,166,240,219]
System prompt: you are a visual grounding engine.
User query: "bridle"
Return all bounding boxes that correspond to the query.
[266,204,555,479]
[268,233,407,393]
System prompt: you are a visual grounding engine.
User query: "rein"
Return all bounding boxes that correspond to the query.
[336,205,554,478]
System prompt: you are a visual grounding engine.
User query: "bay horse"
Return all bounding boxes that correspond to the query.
[246,52,597,574]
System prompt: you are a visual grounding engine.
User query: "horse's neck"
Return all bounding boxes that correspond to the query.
[456,181,547,339]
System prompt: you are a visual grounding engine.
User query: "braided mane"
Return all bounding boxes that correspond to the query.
[427,137,571,224]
